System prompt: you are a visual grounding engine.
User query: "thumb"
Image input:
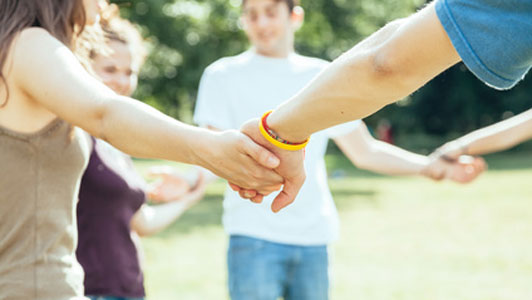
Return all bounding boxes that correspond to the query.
[241,138,280,169]
[271,174,305,213]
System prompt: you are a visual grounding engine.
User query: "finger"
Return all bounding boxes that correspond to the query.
[240,137,280,169]
[229,159,283,192]
[250,194,264,203]
[146,166,174,179]
[271,174,305,213]
[246,160,284,186]
[229,183,242,192]
[473,157,487,172]
[238,189,257,200]
[255,183,283,196]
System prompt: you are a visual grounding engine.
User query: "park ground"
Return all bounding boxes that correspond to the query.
[134,150,532,300]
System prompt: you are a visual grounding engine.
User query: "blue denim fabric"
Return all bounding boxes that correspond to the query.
[227,235,329,300]
[436,0,532,89]
[88,296,144,300]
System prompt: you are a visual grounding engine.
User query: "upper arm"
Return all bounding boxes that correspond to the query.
[130,204,151,236]
[12,28,117,136]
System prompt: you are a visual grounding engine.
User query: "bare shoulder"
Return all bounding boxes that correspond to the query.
[12,27,65,61]
[16,27,56,45]
[10,27,75,88]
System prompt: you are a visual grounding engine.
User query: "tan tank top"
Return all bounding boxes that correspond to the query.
[0,119,90,300]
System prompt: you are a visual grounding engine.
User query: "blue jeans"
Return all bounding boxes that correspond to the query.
[227,235,329,300]
[88,296,144,300]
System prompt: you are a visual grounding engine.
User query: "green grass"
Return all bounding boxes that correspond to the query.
[134,151,532,300]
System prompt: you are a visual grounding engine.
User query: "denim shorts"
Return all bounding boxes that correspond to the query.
[227,235,329,300]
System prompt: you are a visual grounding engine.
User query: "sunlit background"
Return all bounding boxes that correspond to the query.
[109,0,532,299]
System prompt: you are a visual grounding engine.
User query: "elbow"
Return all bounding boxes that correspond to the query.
[354,157,375,172]
[134,229,151,238]
[370,47,404,83]
[82,103,107,141]
[349,147,376,171]
[133,224,155,237]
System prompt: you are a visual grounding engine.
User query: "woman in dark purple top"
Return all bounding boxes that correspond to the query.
[77,139,147,298]
[76,8,208,300]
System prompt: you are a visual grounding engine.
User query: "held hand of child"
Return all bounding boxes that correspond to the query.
[422,155,486,184]
[445,155,486,183]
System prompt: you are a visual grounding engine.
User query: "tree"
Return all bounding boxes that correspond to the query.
[113,0,532,144]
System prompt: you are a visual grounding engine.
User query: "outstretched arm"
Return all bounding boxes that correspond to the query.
[235,2,461,207]
[266,2,460,142]
[9,28,282,194]
[435,108,532,159]
[334,122,485,183]
[334,122,430,176]
[131,173,207,236]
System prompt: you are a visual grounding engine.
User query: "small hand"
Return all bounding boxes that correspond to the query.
[445,155,486,183]
[174,172,208,208]
[422,154,486,183]
[146,166,196,203]
[236,118,307,213]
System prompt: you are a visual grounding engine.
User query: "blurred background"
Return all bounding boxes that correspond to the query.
[113,0,532,153]
[110,0,532,299]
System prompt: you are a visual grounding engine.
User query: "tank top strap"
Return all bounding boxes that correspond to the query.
[0,118,64,141]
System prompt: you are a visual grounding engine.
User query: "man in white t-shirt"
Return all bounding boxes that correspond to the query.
[194,0,472,299]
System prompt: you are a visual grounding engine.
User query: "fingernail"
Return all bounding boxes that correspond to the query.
[267,156,279,167]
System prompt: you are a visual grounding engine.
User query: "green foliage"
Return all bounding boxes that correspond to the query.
[113,0,532,139]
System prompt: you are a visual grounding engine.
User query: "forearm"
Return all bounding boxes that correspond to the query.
[96,95,210,166]
[267,3,460,141]
[455,112,532,156]
[131,202,189,237]
[336,137,429,176]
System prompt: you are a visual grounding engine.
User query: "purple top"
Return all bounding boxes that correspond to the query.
[76,139,146,297]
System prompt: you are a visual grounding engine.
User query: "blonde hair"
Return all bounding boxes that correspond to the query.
[90,4,147,72]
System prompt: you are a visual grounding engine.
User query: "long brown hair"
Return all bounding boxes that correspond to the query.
[0,0,87,107]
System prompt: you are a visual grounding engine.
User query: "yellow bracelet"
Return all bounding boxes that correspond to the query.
[258,111,309,151]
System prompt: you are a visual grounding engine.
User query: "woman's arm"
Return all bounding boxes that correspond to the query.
[334,122,486,182]
[10,28,282,193]
[130,174,207,237]
[334,122,430,175]
[435,108,532,159]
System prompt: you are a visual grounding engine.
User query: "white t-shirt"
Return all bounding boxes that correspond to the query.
[194,50,360,245]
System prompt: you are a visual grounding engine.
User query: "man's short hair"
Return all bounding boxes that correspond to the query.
[243,0,299,12]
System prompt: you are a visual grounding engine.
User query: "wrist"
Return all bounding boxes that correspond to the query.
[417,156,432,176]
[186,128,215,168]
[267,109,311,144]
[259,111,309,151]
[458,139,469,155]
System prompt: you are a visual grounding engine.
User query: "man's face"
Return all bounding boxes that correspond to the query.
[242,0,294,57]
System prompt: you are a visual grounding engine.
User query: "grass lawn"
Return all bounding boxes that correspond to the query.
[134,151,532,300]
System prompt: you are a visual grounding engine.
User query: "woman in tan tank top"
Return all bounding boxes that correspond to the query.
[0,0,285,299]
